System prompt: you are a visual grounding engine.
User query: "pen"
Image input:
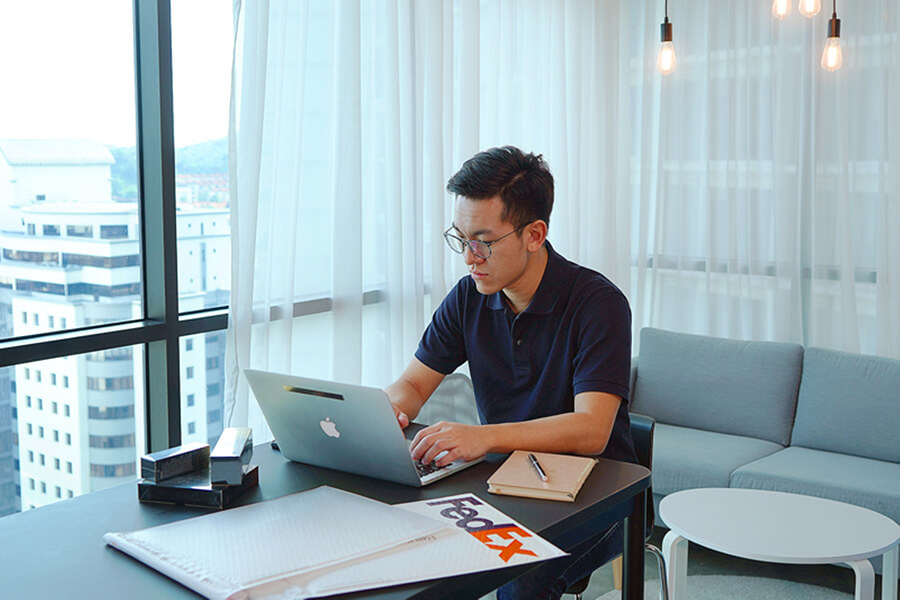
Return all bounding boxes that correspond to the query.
[528,453,549,482]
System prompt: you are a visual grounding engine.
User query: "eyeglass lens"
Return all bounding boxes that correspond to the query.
[445,234,490,259]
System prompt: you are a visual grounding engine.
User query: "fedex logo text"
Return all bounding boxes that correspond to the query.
[426,496,538,562]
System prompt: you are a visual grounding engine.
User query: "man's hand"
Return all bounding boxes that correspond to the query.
[409,421,490,467]
[391,403,410,429]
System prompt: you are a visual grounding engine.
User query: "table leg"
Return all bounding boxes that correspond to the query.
[882,544,898,600]
[662,531,688,600]
[622,490,646,600]
[843,559,875,600]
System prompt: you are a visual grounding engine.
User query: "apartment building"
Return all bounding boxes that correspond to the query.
[0,139,229,514]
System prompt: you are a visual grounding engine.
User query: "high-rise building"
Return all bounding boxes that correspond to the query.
[0,139,228,514]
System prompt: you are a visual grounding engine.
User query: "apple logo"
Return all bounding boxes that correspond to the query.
[320,417,340,438]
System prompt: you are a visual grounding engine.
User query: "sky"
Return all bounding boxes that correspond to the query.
[0,0,233,149]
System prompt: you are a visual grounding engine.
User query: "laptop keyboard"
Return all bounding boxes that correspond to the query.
[407,438,450,478]
[414,457,449,478]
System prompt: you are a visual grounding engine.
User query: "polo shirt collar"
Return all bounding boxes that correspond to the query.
[486,240,570,315]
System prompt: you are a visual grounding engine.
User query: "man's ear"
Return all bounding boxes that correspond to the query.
[524,220,548,252]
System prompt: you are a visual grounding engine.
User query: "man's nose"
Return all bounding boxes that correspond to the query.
[462,244,484,265]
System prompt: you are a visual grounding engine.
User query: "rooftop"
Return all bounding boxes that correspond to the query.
[0,139,115,166]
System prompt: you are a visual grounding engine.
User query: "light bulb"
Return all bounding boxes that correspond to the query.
[657,41,677,75]
[772,0,791,19]
[798,0,821,18]
[821,36,842,71]
[821,12,842,72]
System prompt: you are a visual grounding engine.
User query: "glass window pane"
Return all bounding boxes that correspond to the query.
[180,331,226,445]
[172,1,233,311]
[0,1,142,340]
[1,345,143,517]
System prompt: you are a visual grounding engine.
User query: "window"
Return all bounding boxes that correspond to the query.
[38,398,43,410]
[39,454,45,466]
[90,463,136,477]
[53,430,59,442]
[0,1,230,517]
[187,394,195,407]
[38,426,44,438]
[28,451,34,463]
[89,434,135,448]
[67,225,93,238]
[99,225,129,239]
[54,458,60,470]
[185,339,193,351]
[86,376,134,391]
[26,396,31,407]
[186,366,194,379]
[187,421,196,435]
[88,405,134,419]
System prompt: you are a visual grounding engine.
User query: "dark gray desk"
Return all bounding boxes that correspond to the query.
[1,445,650,599]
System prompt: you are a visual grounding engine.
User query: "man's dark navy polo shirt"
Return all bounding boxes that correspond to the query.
[415,241,637,463]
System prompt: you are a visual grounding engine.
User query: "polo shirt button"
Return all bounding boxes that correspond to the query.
[516,339,523,346]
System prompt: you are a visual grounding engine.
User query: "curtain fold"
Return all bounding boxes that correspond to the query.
[225,0,900,431]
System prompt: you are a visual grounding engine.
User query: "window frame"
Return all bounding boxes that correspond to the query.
[0,0,226,453]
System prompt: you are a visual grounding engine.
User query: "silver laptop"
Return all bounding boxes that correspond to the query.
[244,368,484,487]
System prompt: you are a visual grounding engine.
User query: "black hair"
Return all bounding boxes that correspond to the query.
[446,146,554,228]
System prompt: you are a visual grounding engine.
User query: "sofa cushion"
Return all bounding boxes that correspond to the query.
[730,446,900,532]
[791,347,900,463]
[651,423,784,497]
[632,328,803,444]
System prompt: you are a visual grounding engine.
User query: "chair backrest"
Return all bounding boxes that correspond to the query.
[628,412,656,535]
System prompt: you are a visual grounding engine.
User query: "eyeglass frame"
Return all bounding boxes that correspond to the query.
[442,223,528,259]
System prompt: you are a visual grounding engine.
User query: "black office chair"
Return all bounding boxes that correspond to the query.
[565,413,669,600]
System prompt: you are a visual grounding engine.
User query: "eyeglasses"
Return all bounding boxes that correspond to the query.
[443,225,522,259]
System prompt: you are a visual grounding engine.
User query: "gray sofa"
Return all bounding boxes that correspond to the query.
[630,327,900,575]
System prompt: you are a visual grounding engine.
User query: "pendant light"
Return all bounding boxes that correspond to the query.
[657,0,676,75]
[821,0,842,71]
[771,0,791,20]
[798,0,821,18]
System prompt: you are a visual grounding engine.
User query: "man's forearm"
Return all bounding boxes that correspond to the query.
[384,378,426,421]
[481,411,615,456]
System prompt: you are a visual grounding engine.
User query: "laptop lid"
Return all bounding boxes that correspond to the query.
[244,369,481,487]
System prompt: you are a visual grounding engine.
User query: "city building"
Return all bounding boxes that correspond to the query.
[0,139,229,514]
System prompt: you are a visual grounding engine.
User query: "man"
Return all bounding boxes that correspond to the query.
[385,146,636,600]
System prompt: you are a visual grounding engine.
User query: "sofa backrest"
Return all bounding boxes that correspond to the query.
[631,328,803,445]
[791,347,900,463]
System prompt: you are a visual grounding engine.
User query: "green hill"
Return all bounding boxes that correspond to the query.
[109,138,228,201]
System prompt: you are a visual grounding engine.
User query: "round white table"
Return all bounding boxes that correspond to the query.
[659,488,900,600]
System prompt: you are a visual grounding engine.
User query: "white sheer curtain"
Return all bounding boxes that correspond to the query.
[225,0,458,433]
[225,0,900,431]
[623,1,900,357]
